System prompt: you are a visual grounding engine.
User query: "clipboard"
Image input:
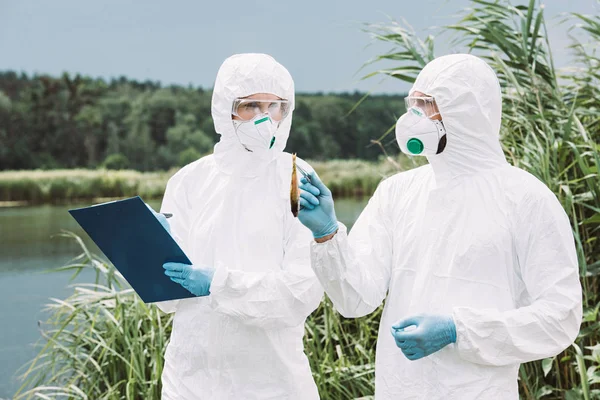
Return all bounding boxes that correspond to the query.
[69,196,195,303]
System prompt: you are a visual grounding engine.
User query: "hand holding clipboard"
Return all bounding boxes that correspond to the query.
[69,196,195,303]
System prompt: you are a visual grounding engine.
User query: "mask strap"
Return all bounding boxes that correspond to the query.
[434,120,447,154]
[436,134,447,154]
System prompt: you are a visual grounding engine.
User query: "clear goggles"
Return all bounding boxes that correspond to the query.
[404,96,440,118]
[231,98,291,122]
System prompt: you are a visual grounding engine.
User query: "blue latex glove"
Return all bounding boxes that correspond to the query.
[146,203,171,234]
[163,262,215,297]
[298,171,339,239]
[390,314,457,361]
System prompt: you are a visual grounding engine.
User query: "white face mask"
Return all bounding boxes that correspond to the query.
[395,107,447,156]
[233,114,279,152]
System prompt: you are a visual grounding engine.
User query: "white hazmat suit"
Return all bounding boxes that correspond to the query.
[310,54,583,399]
[157,54,323,400]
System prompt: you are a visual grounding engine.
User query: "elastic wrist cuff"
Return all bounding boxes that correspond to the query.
[313,222,339,239]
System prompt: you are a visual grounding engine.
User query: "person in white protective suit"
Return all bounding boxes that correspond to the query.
[296,53,583,399]
[148,53,323,400]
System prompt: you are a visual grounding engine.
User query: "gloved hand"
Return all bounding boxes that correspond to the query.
[146,203,171,234]
[390,314,457,361]
[298,171,339,239]
[163,262,215,297]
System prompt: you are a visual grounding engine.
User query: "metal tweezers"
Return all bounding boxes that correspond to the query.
[296,164,312,184]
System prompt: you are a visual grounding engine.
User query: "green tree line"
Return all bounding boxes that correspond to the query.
[0,71,406,171]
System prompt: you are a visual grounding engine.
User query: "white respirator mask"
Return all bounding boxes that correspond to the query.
[395,107,447,156]
[233,114,279,152]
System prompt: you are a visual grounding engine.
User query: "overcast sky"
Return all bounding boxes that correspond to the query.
[1,0,597,93]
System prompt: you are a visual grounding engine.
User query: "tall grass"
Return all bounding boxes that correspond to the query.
[305,298,380,399]
[13,233,381,400]
[311,158,404,198]
[0,158,408,204]
[14,233,173,400]
[0,169,171,204]
[364,0,600,398]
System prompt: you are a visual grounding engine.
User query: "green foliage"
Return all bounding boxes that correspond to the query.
[102,153,130,170]
[312,158,417,198]
[0,169,169,203]
[305,298,380,399]
[0,90,11,110]
[177,147,202,166]
[14,234,382,400]
[0,72,406,171]
[14,233,172,400]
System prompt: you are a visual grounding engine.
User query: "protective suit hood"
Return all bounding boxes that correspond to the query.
[211,53,295,177]
[410,54,508,185]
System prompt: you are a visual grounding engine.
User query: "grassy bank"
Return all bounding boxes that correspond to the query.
[0,169,172,204]
[0,157,411,204]
[13,235,379,400]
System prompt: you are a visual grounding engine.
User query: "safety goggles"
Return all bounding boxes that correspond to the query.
[404,96,440,119]
[232,98,291,122]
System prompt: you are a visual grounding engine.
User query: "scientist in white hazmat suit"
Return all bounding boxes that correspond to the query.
[149,53,323,400]
[296,53,582,399]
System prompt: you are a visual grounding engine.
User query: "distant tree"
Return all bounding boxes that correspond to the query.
[0,70,406,170]
[102,153,130,170]
[178,147,202,166]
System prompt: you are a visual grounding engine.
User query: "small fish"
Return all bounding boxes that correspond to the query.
[291,153,299,217]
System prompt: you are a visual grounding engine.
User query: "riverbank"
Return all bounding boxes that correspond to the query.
[0,158,413,204]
